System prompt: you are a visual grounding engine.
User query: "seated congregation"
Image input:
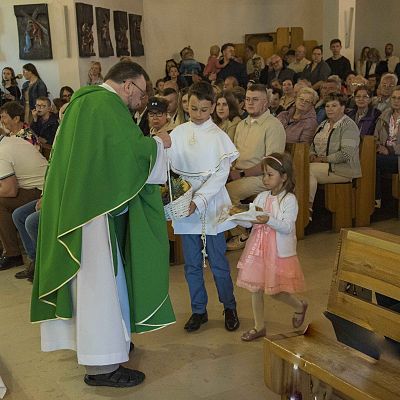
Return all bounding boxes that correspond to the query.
[0,36,399,395]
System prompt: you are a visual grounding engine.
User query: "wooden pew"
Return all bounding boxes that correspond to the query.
[285,143,309,240]
[264,228,400,400]
[257,42,275,61]
[354,135,376,226]
[40,143,52,160]
[325,135,376,232]
[233,43,246,62]
[392,174,400,218]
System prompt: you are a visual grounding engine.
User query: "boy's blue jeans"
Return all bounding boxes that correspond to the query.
[181,232,236,314]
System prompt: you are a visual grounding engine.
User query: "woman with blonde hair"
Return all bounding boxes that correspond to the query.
[87,61,103,85]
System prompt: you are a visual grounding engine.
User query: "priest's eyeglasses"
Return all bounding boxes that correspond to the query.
[123,80,147,99]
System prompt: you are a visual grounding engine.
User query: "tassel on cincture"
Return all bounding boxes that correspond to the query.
[200,212,208,268]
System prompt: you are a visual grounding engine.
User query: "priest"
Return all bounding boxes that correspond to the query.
[31,61,175,388]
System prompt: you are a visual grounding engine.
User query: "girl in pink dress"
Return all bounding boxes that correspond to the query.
[236,153,307,341]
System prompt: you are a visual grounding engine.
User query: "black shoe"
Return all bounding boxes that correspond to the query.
[15,260,35,279]
[184,312,208,332]
[224,308,240,331]
[84,365,145,387]
[27,269,34,282]
[0,255,24,271]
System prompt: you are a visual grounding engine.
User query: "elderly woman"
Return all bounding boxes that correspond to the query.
[212,90,241,141]
[347,86,381,135]
[309,93,361,211]
[277,87,318,143]
[374,86,400,207]
[147,96,170,136]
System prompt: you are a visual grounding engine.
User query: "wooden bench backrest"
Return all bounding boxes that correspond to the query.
[354,135,376,226]
[40,143,52,161]
[303,40,318,60]
[233,43,246,62]
[290,27,304,50]
[285,142,309,239]
[276,27,290,51]
[256,41,275,61]
[327,228,400,342]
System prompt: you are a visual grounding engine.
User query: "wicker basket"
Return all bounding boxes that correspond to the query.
[164,165,193,221]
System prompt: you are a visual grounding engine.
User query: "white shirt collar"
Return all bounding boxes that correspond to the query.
[100,82,117,94]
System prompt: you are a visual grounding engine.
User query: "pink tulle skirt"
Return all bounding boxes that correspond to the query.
[236,198,305,294]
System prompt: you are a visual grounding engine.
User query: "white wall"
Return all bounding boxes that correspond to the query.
[322,0,356,65]
[0,0,145,98]
[354,0,400,62]
[143,0,324,81]
[74,0,145,87]
[0,0,77,98]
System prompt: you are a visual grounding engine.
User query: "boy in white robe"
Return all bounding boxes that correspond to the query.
[168,82,240,332]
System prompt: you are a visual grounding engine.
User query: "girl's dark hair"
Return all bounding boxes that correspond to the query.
[22,63,41,80]
[164,59,178,77]
[188,81,215,103]
[177,86,190,122]
[2,67,17,86]
[262,152,295,196]
[213,90,240,124]
[59,86,74,97]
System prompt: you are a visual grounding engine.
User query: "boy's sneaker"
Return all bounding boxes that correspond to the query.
[226,234,249,251]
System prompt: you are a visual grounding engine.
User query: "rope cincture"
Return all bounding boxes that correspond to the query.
[201,211,208,268]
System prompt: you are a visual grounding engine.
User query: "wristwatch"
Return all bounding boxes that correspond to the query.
[239,170,245,178]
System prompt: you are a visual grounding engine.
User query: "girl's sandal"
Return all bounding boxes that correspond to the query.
[292,301,308,328]
[241,327,266,342]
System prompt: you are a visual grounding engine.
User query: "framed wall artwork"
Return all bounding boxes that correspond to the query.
[95,7,114,57]
[113,11,130,57]
[129,14,144,57]
[75,2,95,57]
[14,3,53,60]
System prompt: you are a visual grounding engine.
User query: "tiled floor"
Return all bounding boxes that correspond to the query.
[1,219,399,399]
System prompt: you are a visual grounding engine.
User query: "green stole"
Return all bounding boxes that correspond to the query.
[30,85,175,333]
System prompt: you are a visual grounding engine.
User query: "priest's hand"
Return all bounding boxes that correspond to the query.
[156,131,172,149]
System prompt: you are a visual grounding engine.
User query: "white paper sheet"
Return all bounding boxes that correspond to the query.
[0,375,6,399]
[223,203,269,228]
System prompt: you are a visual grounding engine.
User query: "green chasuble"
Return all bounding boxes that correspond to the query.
[30,85,175,333]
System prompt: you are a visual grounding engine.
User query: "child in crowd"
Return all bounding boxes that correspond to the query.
[167,81,240,333]
[179,47,202,86]
[248,57,264,83]
[155,78,165,94]
[204,45,227,78]
[236,152,307,341]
